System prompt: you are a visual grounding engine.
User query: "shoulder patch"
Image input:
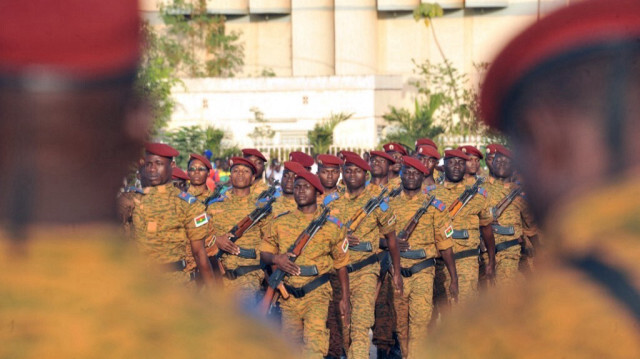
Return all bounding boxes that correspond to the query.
[379,201,389,212]
[178,191,197,204]
[431,198,446,212]
[477,187,488,198]
[423,184,437,194]
[327,215,342,228]
[323,191,340,207]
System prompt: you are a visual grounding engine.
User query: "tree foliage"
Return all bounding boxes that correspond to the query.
[162,126,239,168]
[381,98,444,148]
[308,112,353,155]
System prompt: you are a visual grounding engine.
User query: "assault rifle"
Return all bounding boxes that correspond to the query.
[344,188,388,252]
[491,187,522,221]
[397,195,436,242]
[260,206,332,315]
[448,177,485,219]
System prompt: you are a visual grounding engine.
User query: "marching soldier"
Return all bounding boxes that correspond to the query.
[132,143,216,286]
[432,150,496,304]
[458,145,483,181]
[289,151,314,171]
[414,145,441,188]
[330,153,404,359]
[484,144,499,177]
[242,148,268,197]
[415,138,442,183]
[187,153,214,202]
[171,167,190,192]
[261,170,351,358]
[207,157,267,300]
[368,150,397,192]
[383,142,408,189]
[316,154,345,200]
[271,161,305,215]
[391,156,458,358]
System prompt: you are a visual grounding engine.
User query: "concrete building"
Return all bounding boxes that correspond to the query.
[141,0,581,151]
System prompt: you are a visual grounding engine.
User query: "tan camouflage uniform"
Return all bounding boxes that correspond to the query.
[187,185,213,203]
[261,207,348,358]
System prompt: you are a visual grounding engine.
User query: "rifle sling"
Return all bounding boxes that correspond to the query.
[223,265,262,280]
[453,247,480,260]
[400,258,436,277]
[284,273,331,298]
[346,254,379,273]
[495,239,520,253]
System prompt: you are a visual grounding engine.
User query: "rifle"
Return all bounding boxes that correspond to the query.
[388,186,402,199]
[448,177,485,219]
[259,206,332,315]
[491,187,522,221]
[204,185,226,206]
[213,185,278,275]
[344,187,389,236]
[397,195,436,242]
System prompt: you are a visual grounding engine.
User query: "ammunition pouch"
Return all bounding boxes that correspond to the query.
[349,241,373,252]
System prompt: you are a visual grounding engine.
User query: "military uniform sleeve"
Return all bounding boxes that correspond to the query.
[330,225,349,269]
[477,193,493,227]
[432,208,454,251]
[375,206,397,235]
[181,200,211,242]
[131,200,147,243]
[518,197,538,237]
[260,219,280,254]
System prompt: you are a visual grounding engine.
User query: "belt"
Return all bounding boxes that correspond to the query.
[454,247,480,260]
[400,249,427,260]
[492,224,515,236]
[298,265,319,277]
[223,265,262,280]
[346,254,379,273]
[400,258,436,277]
[284,273,331,298]
[164,259,187,272]
[451,229,469,239]
[349,241,373,252]
[495,238,520,253]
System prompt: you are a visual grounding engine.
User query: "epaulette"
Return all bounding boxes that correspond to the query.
[327,215,342,228]
[206,194,226,206]
[478,187,488,198]
[423,184,437,194]
[431,198,446,212]
[322,191,340,206]
[178,191,197,204]
[124,186,144,194]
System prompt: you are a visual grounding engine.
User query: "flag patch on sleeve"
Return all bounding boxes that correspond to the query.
[444,224,454,238]
[341,237,349,253]
[194,213,209,227]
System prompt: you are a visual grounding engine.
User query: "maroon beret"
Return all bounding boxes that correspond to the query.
[242,148,267,162]
[481,0,640,129]
[416,145,441,160]
[229,157,256,173]
[485,144,501,155]
[338,150,358,157]
[289,151,314,168]
[444,149,470,161]
[171,167,189,181]
[415,138,438,150]
[317,154,343,167]
[369,150,396,164]
[295,170,325,194]
[189,153,212,170]
[343,153,371,172]
[493,144,512,158]
[402,156,429,175]
[283,161,306,175]
[458,145,484,159]
[383,142,407,156]
[144,143,179,158]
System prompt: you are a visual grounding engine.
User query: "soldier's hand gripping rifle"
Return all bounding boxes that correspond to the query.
[213,186,278,275]
[259,206,331,315]
[490,187,522,221]
[448,177,485,219]
[344,187,388,251]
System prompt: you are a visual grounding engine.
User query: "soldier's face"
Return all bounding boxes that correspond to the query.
[187,159,209,186]
[143,154,173,186]
[246,155,265,178]
[318,165,340,189]
[389,151,403,173]
[293,178,317,207]
[466,155,481,175]
[492,154,514,179]
[486,153,495,174]
[416,155,437,176]
[343,164,366,190]
[172,178,188,192]
[401,165,424,191]
[230,164,254,189]
[444,157,466,182]
[369,155,390,178]
[282,169,296,194]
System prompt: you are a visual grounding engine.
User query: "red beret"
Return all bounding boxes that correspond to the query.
[485,144,501,155]
[317,154,343,167]
[0,0,140,78]
[338,150,358,157]
[343,153,371,172]
[492,144,512,158]
[416,145,441,160]
[383,143,407,156]
[402,156,429,175]
[189,153,212,170]
[289,151,314,168]
[229,157,256,173]
[283,161,305,175]
[242,148,267,162]
[172,168,189,181]
[444,149,470,161]
[295,170,325,194]
[415,138,438,150]
[481,0,640,130]
[369,150,396,164]
[458,146,484,159]
[145,143,179,158]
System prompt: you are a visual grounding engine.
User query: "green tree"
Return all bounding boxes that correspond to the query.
[162,126,238,168]
[381,98,444,149]
[159,0,244,78]
[307,112,353,155]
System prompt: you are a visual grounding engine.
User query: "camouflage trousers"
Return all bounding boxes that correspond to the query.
[372,273,396,352]
[348,267,379,359]
[394,267,435,359]
[327,273,346,357]
[221,270,264,306]
[280,282,332,359]
[494,245,523,285]
[434,256,478,306]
